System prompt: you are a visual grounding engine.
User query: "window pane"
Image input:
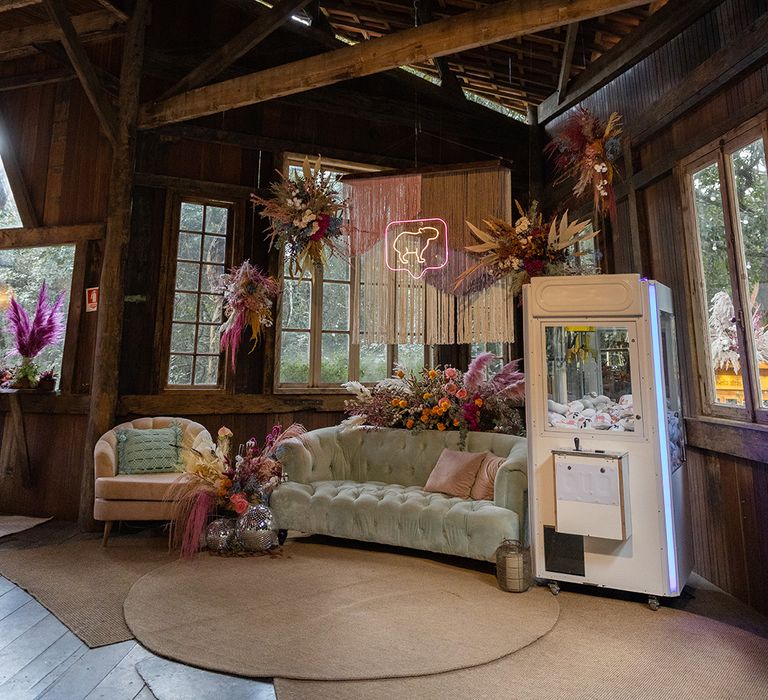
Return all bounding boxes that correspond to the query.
[178,232,202,261]
[168,354,193,384]
[194,355,219,385]
[321,332,349,383]
[175,262,199,292]
[282,278,311,329]
[322,282,350,331]
[180,203,203,231]
[199,294,223,323]
[203,235,226,264]
[730,139,768,409]
[170,323,195,353]
[280,331,310,383]
[172,292,198,321]
[360,342,387,383]
[0,245,75,377]
[692,163,746,407]
[200,264,224,293]
[196,324,220,354]
[324,252,350,281]
[0,156,22,229]
[397,344,425,374]
[205,206,228,234]
[545,326,636,432]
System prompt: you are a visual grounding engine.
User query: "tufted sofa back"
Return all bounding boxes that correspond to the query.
[280,426,526,488]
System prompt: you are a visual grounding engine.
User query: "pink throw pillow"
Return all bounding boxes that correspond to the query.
[424,448,485,499]
[470,453,505,501]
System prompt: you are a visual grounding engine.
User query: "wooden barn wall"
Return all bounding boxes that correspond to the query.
[0,30,527,522]
[544,0,768,613]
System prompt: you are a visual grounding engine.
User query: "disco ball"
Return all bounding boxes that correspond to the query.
[205,518,237,553]
[235,504,278,552]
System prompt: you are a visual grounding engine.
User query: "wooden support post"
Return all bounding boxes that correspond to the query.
[0,110,39,227]
[7,393,32,488]
[527,104,544,204]
[79,0,150,530]
[158,0,313,100]
[43,0,118,146]
[557,23,579,102]
[622,139,643,275]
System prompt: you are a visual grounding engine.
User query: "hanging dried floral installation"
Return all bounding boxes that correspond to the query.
[345,164,515,345]
[545,107,623,222]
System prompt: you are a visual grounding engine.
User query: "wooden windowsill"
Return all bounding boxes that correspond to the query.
[0,390,90,415]
[685,416,768,463]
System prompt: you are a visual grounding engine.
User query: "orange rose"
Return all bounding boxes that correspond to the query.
[428,369,438,379]
[453,419,460,427]
[398,399,408,408]
[474,398,484,407]
[423,392,432,400]
[406,418,415,429]
[437,423,446,431]
[391,398,400,407]
[420,414,429,423]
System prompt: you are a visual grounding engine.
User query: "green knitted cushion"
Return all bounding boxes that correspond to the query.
[116,424,183,475]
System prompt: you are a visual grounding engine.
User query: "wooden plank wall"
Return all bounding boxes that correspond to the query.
[0,21,526,525]
[543,0,768,613]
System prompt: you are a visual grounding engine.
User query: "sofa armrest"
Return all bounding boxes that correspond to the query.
[494,440,528,526]
[275,437,314,483]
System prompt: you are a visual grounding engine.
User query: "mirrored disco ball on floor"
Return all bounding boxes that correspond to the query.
[205,518,238,553]
[236,504,279,552]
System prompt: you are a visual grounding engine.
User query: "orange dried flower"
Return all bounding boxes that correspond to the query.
[398,399,408,409]
[406,418,415,429]
[437,423,446,431]
[474,398,484,407]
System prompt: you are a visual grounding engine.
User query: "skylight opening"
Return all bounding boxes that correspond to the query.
[0,155,22,229]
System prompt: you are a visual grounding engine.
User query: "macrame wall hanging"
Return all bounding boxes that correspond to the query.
[344,164,513,345]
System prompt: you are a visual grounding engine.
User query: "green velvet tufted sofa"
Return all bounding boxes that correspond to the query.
[271,426,528,562]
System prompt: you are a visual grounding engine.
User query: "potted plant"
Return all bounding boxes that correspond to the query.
[38,369,57,392]
[4,281,65,390]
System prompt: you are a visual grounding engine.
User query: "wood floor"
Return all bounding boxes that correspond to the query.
[0,575,276,700]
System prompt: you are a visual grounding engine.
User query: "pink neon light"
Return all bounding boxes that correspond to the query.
[384,217,449,280]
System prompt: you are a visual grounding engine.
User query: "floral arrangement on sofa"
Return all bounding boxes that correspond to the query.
[251,157,346,276]
[216,259,280,369]
[169,424,304,558]
[342,352,525,437]
[454,200,598,293]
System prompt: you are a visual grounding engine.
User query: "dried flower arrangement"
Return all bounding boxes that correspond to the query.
[709,290,768,373]
[3,281,64,388]
[343,353,525,439]
[215,259,280,369]
[454,200,597,293]
[251,157,346,277]
[545,107,623,220]
[169,424,304,558]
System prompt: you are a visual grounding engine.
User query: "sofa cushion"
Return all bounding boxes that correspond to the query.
[424,448,485,498]
[95,473,184,501]
[271,480,520,562]
[470,453,506,501]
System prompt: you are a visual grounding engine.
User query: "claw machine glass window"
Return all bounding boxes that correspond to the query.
[544,324,640,433]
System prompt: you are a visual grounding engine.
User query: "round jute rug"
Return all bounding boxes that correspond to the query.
[123,541,559,681]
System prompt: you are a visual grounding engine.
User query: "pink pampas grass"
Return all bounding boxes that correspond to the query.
[464,351,494,393]
[5,281,64,359]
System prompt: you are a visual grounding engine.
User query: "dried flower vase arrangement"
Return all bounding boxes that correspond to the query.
[545,107,623,221]
[343,354,525,440]
[215,260,280,370]
[3,281,64,389]
[454,201,597,294]
[251,156,347,277]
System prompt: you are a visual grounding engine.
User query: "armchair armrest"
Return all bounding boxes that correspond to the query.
[274,437,314,484]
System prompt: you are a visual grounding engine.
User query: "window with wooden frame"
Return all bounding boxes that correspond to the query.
[681,116,768,424]
[276,158,429,390]
[163,198,234,389]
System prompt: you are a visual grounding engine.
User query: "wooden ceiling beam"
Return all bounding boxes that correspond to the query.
[0,10,124,57]
[158,0,313,100]
[557,22,579,101]
[139,0,649,129]
[43,0,118,146]
[0,66,74,93]
[537,0,726,123]
[0,0,41,11]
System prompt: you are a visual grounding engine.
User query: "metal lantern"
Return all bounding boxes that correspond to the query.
[235,503,279,552]
[495,539,532,593]
[205,518,238,553]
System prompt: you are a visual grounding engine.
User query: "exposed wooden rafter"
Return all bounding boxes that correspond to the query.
[0,10,124,59]
[538,0,726,123]
[139,0,650,129]
[0,223,104,249]
[557,22,579,102]
[158,0,313,100]
[0,110,39,227]
[0,67,74,93]
[0,0,41,11]
[44,0,118,146]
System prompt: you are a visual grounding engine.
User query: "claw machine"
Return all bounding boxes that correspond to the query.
[523,274,691,608]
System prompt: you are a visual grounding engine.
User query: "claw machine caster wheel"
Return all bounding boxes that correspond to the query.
[548,581,560,596]
[648,596,660,611]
